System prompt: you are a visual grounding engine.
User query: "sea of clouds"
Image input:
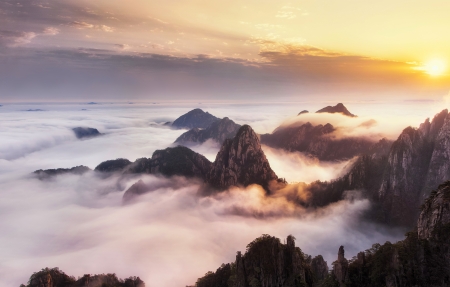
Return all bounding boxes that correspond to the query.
[0,101,442,286]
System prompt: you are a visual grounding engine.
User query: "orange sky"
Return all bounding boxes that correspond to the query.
[0,0,449,102]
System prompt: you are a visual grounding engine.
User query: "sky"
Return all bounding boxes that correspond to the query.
[1,0,450,102]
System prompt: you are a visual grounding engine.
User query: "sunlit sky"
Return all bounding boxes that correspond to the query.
[1,0,449,102]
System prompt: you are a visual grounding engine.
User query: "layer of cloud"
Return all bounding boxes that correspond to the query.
[0,104,408,286]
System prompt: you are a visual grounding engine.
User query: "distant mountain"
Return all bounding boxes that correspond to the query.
[206,125,282,192]
[34,166,91,180]
[297,110,309,115]
[20,267,144,287]
[175,117,241,145]
[72,127,102,139]
[94,125,282,200]
[94,158,132,173]
[171,108,219,129]
[192,182,450,287]
[261,121,381,161]
[301,109,450,227]
[316,103,356,117]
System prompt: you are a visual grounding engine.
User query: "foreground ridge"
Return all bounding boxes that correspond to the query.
[193,181,450,287]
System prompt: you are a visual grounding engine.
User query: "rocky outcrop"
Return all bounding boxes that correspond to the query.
[72,127,102,139]
[171,108,219,129]
[207,125,281,192]
[175,117,241,145]
[261,122,378,161]
[310,255,328,282]
[418,181,450,240]
[316,103,356,117]
[332,246,348,286]
[21,267,144,287]
[195,234,314,287]
[34,166,91,180]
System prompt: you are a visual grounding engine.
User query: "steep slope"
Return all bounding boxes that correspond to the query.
[171,108,219,129]
[206,125,281,192]
[316,103,356,117]
[175,117,241,145]
[377,109,449,226]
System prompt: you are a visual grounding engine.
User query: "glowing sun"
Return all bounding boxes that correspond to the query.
[422,59,446,76]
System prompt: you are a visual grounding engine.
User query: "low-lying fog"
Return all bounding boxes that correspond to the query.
[0,101,443,286]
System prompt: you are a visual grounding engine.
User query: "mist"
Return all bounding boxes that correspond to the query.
[0,102,429,286]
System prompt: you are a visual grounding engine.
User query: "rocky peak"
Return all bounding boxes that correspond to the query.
[206,125,279,191]
[311,255,329,282]
[333,246,349,286]
[298,110,309,116]
[171,108,219,129]
[316,103,356,117]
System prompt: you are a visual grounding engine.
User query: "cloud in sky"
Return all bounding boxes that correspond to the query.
[0,0,448,102]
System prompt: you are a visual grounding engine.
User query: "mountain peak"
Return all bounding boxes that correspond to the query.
[316,103,356,117]
[171,108,219,129]
[206,124,279,191]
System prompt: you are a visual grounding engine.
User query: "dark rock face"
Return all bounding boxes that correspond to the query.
[261,122,380,161]
[34,166,91,180]
[175,117,241,145]
[418,181,450,240]
[126,146,213,179]
[22,267,144,287]
[316,103,356,117]
[171,108,219,129]
[332,246,348,286]
[377,109,450,226]
[195,234,314,287]
[299,109,450,227]
[310,255,328,282]
[207,125,280,192]
[94,158,132,173]
[338,181,450,287]
[72,127,101,139]
[298,110,309,116]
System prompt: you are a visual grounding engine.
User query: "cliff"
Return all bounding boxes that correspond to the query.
[206,125,281,192]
